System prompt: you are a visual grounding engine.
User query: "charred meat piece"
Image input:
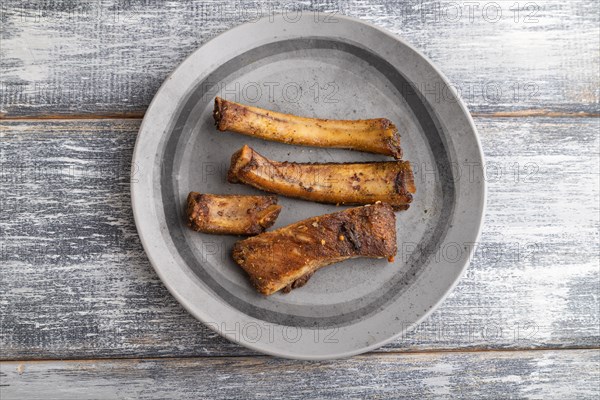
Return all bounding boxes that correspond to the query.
[213,97,403,159]
[186,192,281,235]
[227,145,415,210]
[232,203,397,295]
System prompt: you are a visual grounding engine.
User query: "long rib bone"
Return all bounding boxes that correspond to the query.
[213,97,403,159]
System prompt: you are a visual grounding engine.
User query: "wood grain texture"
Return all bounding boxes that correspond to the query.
[1,350,599,399]
[0,0,598,118]
[1,117,598,360]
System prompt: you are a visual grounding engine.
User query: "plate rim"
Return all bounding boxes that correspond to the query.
[131,13,487,360]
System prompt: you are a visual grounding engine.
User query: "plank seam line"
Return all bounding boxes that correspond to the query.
[1,346,598,364]
[0,112,599,122]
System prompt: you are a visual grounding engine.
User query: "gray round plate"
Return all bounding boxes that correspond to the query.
[131,14,485,359]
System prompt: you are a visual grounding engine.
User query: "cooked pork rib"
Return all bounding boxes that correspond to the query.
[232,203,397,295]
[227,145,415,210]
[213,97,403,159]
[186,192,281,235]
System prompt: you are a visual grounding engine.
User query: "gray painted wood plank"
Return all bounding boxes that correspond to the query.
[1,350,599,399]
[1,0,598,117]
[1,117,598,360]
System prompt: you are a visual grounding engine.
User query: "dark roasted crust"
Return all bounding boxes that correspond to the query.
[213,96,237,131]
[187,192,211,231]
[232,203,397,295]
[281,271,315,293]
[186,192,281,235]
[385,125,403,159]
[213,97,403,159]
[213,96,225,130]
[227,145,415,210]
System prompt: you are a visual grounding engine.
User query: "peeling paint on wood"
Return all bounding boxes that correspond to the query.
[472,110,600,118]
[1,0,599,395]
[1,350,599,399]
[0,0,599,117]
[0,117,598,360]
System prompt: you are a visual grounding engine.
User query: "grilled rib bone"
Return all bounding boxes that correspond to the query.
[186,192,281,235]
[232,203,397,295]
[227,145,415,210]
[213,97,403,159]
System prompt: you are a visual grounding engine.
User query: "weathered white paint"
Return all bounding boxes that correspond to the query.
[1,117,597,360]
[0,0,598,116]
[1,350,598,399]
[1,0,598,396]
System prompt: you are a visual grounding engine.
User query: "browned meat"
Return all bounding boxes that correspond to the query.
[186,192,281,235]
[213,97,403,159]
[232,203,397,295]
[227,145,415,210]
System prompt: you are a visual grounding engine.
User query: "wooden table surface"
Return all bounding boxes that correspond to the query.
[1,1,598,398]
